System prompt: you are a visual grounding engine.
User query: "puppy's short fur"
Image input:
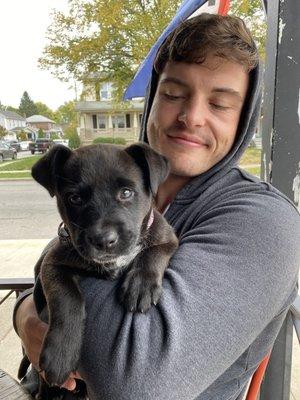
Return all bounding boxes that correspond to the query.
[20,142,178,398]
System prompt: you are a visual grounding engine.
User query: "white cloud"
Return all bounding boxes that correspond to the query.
[0,0,77,110]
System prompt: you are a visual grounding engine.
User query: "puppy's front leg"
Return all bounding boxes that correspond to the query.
[120,240,177,313]
[39,262,85,386]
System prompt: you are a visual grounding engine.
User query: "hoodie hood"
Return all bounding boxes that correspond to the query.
[139,60,262,203]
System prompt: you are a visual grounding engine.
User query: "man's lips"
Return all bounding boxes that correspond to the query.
[167,133,208,148]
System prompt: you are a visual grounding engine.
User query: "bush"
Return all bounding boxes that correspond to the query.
[38,128,44,138]
[17,131,28,141]
[63,125,81,149]
[92,137,126,145]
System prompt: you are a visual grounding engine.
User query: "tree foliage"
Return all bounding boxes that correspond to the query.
[39,0,182,99]
[35,102,56,121]
[63,123,81,149]
[0,126,8,139]
[19,91,38,117]
[229,0,266,60]
[55,101,77,125]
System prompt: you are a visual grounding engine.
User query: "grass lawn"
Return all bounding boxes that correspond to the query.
[0,155,41,171]
[0,171,32,179]
[239,147,261,166]
[0,148,262,179]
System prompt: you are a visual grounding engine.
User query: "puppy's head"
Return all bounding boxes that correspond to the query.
[32,143,169,265]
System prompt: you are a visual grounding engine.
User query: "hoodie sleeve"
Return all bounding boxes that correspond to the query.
[79,190,300,400]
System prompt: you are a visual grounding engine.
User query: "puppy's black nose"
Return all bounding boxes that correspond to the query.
[87,227,119,250]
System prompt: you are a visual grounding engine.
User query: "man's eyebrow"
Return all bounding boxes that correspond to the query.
[212,87,243,101]
[159,77,189,88]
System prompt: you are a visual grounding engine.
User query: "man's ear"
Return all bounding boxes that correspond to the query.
[125,142,170,195]
[31,145,73,197]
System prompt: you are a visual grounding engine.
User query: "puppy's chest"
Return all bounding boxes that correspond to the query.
[90,244,143,279]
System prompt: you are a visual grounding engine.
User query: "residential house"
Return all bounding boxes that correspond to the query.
[9,126,38,141]
[75,81,144,145]
[26,115,63,138]
[0,111,26,140]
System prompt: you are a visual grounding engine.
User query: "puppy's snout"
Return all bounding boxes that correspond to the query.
[87,227,119,251]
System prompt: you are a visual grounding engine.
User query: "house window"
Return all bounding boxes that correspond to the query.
[126,114,131,128]
[100,83,113,100]
[112,115,125,129]
[92,115,97,129]
[98,115,106,129]
[139,114,143,125]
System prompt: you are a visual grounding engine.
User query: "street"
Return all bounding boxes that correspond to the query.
[0,180,61,239]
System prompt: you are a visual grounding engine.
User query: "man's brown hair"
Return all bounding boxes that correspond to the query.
[154,13,259,74]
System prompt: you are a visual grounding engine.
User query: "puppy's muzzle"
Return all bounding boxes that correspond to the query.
[87,226,119,251]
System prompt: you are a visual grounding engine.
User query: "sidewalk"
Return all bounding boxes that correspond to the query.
[0,239,299,399]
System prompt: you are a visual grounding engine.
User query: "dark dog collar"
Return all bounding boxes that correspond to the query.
[58,222,71,244]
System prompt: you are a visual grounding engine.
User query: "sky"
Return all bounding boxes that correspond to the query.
[0,0,77,111]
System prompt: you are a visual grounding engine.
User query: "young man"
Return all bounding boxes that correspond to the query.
[14,13,300,400]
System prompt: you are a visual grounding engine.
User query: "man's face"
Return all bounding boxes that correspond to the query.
[147,56,249,177]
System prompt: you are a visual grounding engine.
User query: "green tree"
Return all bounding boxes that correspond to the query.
[6,105,22,115]
[39,0,181,99]
[19,91,38,117]
[55,101,77,125]
[17,131,28,141]
[0,126,8,139]
[35,102,56,121]
[229,0,267,60]
[63,123,81,149]
[38,128,45,138]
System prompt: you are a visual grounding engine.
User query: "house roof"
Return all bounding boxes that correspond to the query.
[26,115,55,123]
[0,110,26,121]
[75,100,144,113]
[9,126,37,133]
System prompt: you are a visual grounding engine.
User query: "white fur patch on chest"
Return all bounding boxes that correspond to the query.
[115,245,142,268]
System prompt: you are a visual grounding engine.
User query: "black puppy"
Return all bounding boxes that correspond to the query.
[21,142,178,398]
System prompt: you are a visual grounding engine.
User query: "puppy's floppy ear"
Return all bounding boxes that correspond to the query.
[31,145,73,197]
[125,142,169,195]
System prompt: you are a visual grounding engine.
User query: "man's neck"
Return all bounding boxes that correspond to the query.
[155,174,191,213]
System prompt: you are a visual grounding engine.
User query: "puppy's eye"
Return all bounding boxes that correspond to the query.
[117,188,134,201]
[68,194,83,206]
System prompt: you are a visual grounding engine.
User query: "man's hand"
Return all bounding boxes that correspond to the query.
[15,294,48,368]
[15,294,82,390]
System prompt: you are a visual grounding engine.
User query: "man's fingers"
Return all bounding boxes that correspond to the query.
[60,377,77,391]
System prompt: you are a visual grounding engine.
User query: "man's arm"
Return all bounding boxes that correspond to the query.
[15,294,48,369]
[78,192,300,399]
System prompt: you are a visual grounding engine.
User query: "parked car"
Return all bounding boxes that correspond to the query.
[53,139,70,148]
[29,138,54,154]
[19,141,32,151]
[0,141,17,162]
[7,140,21,152]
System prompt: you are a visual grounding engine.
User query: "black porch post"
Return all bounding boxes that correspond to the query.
[260,0,300,399]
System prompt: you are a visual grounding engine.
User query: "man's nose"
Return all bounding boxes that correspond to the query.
[87,226,119,250]
[178,98,206,128]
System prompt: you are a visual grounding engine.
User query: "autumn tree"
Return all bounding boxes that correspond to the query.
[55,101,77,125]
[0,126,8,139]
[39,0,181,99]
[19,91,38,117]
[229,0,267,60]
[35,102,56,121]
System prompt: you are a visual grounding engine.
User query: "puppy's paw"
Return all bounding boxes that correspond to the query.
[39,329,80,386]
[120,268,162,313]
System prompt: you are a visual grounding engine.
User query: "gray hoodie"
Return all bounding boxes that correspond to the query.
[76,62,300,399]
[15,61,300,399]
